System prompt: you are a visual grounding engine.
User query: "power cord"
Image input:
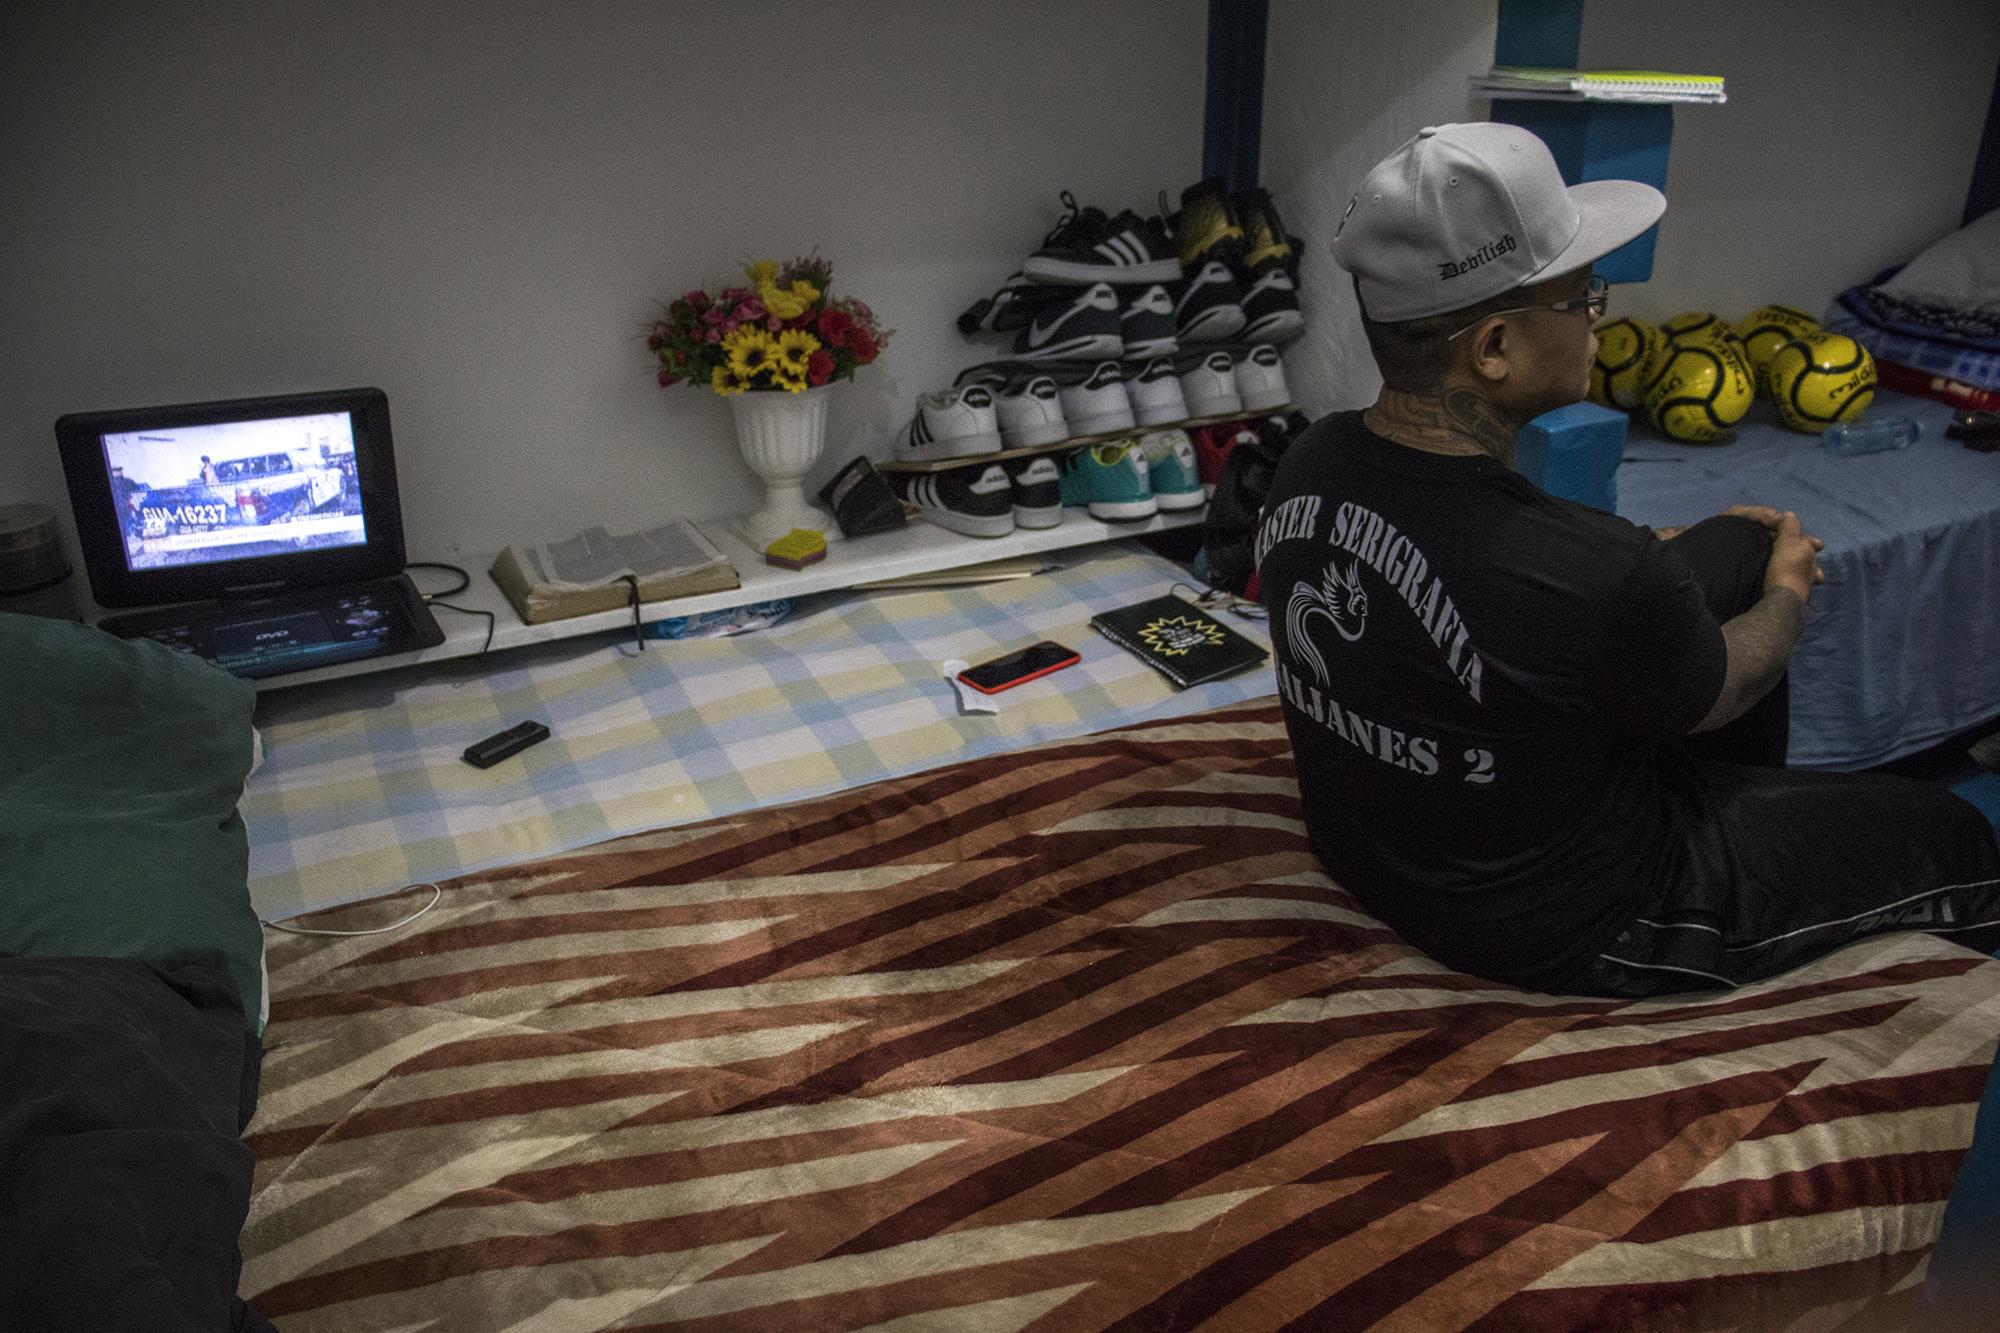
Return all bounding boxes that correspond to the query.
[261,883,443,936]
[405,560,495,660]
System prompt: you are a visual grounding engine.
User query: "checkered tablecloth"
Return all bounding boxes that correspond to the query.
[243,543,1276,920]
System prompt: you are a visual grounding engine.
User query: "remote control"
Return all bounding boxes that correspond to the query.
[462,720,551,769]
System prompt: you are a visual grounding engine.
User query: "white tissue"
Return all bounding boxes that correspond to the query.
[942,659,1000,714]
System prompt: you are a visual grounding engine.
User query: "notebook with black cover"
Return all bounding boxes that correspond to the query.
[1089,593,1269,689]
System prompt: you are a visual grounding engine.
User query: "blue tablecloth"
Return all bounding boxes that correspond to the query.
[1616,393,2000,770]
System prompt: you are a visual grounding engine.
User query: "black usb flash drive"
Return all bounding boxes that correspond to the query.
[462,720,551,768]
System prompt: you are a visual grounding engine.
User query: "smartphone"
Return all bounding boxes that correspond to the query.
[958,640,1081,694]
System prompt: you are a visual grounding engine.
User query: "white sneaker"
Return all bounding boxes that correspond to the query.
[1127,356,1190,427]
[898,385,1003,464]
[994,373,1069,448]
[1178,349,1242,419]
[1058,360,1136,437]
[1234,344,1292,412]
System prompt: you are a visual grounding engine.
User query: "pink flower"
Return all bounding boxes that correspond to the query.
[704,327,721,343]
[766,314,784,331]
[732,302,762,324]
[718,286,752,305]
[702,305,728,327]
[681,289,710,309]
[656,369,682,387]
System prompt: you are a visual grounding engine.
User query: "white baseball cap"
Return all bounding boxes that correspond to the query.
[1331,122,1666,322]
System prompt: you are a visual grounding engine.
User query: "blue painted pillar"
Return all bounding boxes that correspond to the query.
[1202,0,1269,191]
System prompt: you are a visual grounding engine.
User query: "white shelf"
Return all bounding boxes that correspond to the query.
[249,506,1209,691]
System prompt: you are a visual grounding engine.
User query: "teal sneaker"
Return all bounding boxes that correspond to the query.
[1136,428,1205,511]
[1058,439,1157,521]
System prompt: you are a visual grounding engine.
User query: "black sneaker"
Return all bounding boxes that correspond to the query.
[1013,281,1123,361]
[957,271,1069,337]
[1165,179,1246,274]
[1003,454,1063,529]
[892,463,1016,538]
[1238,268,1304,345]
[1024,192,1182,286]
[1175,261,1247,345]
[1120,284,1178,358]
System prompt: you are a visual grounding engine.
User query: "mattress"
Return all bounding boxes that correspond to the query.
[241,699,2000,1330]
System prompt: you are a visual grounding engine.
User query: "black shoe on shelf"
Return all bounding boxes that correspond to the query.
[1120,284,1179,359]
[1238,268,1305,346]
[892,462,1017,539]
[1175,261,1247,345]
[1024,191,1182,286]
[1012,281,1124,362]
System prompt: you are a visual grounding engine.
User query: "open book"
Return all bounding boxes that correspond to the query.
[490,520,740,624]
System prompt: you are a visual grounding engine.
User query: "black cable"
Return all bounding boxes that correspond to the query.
[405,561,471,600]
[426,600,492,660]
[616,573,645,654]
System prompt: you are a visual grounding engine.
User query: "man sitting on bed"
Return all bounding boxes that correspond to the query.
[1255,122,2000,997]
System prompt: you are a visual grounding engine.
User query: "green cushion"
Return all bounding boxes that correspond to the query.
[0,613,263,1030]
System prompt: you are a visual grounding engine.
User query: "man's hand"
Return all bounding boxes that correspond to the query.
[1761,510,1824,605]
[1723,504,1786,529]
[1655,506,1786,543]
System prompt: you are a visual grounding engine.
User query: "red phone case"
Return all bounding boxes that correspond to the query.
[958,644,1081,695]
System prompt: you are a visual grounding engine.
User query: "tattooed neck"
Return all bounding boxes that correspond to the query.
[1366,388,1518,465]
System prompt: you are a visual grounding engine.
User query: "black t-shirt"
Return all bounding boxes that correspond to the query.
[1256,411,1728,989]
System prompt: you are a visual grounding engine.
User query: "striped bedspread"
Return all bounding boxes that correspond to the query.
[241,701,2000,1331]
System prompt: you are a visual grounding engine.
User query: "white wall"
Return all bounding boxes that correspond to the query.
[1261,0,1999,416]
[0,0,1207,561]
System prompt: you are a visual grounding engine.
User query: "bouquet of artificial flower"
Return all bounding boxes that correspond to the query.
[649,255,890,394]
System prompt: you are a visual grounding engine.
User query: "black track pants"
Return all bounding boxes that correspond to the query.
[1569,516,2000,997]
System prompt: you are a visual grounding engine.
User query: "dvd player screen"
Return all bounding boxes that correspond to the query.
[99,411,369,571]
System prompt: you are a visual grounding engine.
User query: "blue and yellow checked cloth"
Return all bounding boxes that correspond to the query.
[245,544,1276,920]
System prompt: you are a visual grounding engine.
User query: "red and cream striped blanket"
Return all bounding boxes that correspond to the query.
[240,700,2000,1331]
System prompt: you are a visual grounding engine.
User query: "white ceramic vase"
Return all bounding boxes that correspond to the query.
[726,384,840,548]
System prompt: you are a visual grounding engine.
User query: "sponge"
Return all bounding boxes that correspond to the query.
[764,528,828,571]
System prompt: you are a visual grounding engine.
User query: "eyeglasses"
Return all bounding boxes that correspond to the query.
[1447,276,1609,341]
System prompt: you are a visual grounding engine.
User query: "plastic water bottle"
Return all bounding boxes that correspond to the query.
[1821,415,1921,456]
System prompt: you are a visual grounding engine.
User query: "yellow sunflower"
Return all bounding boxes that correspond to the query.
[724,326,779,380]
[759,279,818,321]
[710,364,750,396]
[774,329,821,378]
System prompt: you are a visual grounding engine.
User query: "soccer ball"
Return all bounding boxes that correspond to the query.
[1734,304,1820,381]
[1766,331,1876,432]
[1660,309,1731,344]
[1645,340,1755,443]
[1662,309,1751,371]
[1589,317,1667,409]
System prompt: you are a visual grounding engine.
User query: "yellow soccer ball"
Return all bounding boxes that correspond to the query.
[1645,340,1755,443]
[1734,304,1820,381]
[1766,331,1876,432]
[1589,316,1667,409]
[1663,308,1750,366]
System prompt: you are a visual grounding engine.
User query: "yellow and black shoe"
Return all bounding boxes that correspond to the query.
[1164,178,1246,274]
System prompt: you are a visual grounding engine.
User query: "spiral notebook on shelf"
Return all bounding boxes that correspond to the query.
[1090,594,1268,690]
